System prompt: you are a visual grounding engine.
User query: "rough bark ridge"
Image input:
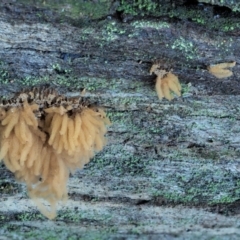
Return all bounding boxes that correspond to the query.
[0,1,240,239]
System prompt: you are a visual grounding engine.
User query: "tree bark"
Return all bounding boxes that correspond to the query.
[0,1,240,239]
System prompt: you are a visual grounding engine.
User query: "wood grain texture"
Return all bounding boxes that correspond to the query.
[0,1,240,239]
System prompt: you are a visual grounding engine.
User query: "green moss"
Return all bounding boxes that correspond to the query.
[2,226,117,240]
[1,209,114,239]
[90,153,155,178]
[20,76,50,87]
[57,209,112,223]
[169,6,240,32]
[152,167,240,206]
[131,20,170,29]
[171,37,197,60]
[118,0,158,16]
[15,212,45,221]
[0,61,10,84]
[18,0,112,20]
[19,74,133,93]
[119,1,240,33]
[100,22,126,42]
[0,181,19,195]
[181,83,192,96]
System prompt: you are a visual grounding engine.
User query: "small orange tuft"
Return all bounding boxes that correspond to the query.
[150,62,182,101]
[0,89,110,219]
[208,61,236,78]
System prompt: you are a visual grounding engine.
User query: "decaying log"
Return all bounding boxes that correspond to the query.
[0,1,240,239]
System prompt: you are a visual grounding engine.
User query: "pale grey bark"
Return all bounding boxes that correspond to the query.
[0,1,240,239]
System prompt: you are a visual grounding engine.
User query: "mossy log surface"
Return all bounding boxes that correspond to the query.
[1,1,240,239]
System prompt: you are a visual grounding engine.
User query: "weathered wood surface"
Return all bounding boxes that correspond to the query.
[0,1,240,239]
